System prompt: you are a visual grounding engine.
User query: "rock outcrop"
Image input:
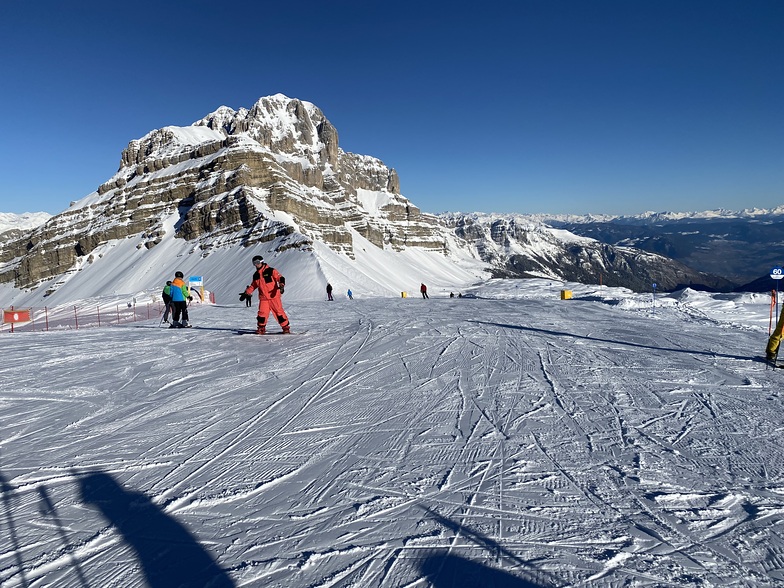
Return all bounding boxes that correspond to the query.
[0,95,446,289]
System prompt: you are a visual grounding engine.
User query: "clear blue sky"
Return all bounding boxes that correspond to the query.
[1,0,781,216]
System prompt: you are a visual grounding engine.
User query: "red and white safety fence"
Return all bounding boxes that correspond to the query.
[1,302,169,333]
[2,289,216,334]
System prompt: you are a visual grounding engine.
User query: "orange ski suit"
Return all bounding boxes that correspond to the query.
[244,263,289,332]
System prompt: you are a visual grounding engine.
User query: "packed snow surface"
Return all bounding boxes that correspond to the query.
[1,279,783,587]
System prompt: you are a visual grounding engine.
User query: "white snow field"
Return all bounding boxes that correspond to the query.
[1,280,783,588]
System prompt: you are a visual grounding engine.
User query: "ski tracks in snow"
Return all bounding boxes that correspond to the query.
[1,298,783,587]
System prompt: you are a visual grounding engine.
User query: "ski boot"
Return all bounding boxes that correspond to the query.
[256,326,266,335]
[169,321,181,328]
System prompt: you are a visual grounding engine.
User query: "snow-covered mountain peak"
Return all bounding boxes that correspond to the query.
[0,211,52,234]
[191,94,334,163]
[114,95,339,179]
[0,94,449,300]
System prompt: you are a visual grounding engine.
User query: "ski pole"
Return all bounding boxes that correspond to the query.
[1,472,30,588]
[38,486,91,587]
[159,303,173,327]
[776,285,781,369]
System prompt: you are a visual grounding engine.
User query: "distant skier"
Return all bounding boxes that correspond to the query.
[326,283,334,301]
[169,271,192,328]
[420,283,429,299]
[239,255,290,334]
[161,281,173,324]
[347,288,353,300]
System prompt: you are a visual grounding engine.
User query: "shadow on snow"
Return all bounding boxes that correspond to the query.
[78,470,234,588]
[417,506,559,587]
[473,321,754,362]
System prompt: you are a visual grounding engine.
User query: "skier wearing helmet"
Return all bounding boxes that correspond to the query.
[169,271,192,328]
[239,255,290,334]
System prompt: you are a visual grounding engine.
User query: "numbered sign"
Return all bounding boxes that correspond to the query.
[771,267,784,280]
[3,308,31,323]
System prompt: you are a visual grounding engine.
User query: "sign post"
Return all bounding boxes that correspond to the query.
[771,267,784,329]
[652,283,657,316]
[189,276,204,302]
[3,307,32,333]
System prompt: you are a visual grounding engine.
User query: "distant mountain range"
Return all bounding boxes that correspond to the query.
[524,209,784,289]
[438,213,735,292]
[0,95,776,306]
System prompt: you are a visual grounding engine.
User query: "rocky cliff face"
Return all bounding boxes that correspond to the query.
[0,95,446,289]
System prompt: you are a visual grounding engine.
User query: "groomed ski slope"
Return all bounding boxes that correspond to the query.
[1,280,782,587]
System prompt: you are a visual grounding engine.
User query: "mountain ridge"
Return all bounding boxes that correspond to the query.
[533,211,784,286]
[458,206,784,225]
[0,95,745,307]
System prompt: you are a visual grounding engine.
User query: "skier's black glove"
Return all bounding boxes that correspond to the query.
[239,292,250,302]
[279,285,285,295]
[188,296,193,302]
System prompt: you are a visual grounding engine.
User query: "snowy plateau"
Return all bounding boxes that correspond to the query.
[0,278,783,588]
[1,94,784,587]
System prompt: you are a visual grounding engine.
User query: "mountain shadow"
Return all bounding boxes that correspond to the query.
[78,470,234,588]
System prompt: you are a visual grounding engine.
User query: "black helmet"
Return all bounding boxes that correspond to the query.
[252,255,264,264]
[175,271,184,278]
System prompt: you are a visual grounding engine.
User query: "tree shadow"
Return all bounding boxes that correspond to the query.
[417,506,559,587]
[78,470,234,588]
[471,320,753,362]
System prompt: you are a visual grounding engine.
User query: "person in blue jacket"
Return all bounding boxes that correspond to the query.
[169,271,192,328]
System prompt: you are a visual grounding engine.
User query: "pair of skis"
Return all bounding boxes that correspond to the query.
[235,329,305,336]
[767,353,783,370]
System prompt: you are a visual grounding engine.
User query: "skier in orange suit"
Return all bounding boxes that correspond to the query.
[239,255,290,334]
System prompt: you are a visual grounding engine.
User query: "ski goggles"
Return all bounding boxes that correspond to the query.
[252,260,264,266]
